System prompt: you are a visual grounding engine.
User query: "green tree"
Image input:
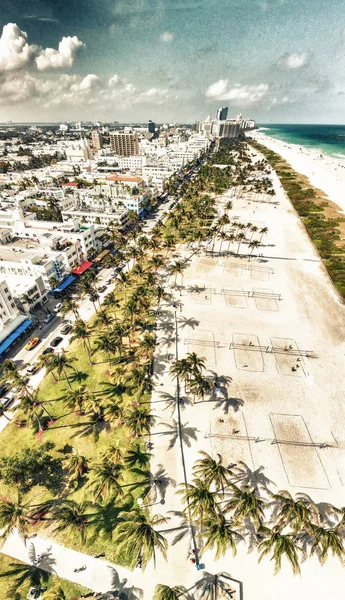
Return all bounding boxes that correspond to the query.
[0,493,30,540]
[125,407,155,438]
[89,459,125,500]
[202,512,244,559]
[103,291,121,321]
[125,443,151,469]
[70,319,93,363]
[42,585,66,600]
[61,298,80,319]
[50,351,77,390]
[153,584,187,600]
[258,528,304,575]
[52,500,91,543]
[193,451,230,493]
[224,485,266,528]
[115,510,168,569]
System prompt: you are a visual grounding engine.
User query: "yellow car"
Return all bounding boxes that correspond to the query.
[25,337,40,351]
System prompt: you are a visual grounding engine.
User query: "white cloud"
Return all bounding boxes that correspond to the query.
[159,31,174,42]
[36,35,84,71]
[278,52,309,70]
[135,87,171,105]
[206,79,269,104]
[0,23,37,72]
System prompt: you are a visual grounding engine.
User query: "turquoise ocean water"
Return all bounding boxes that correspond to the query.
[258,124,345,160]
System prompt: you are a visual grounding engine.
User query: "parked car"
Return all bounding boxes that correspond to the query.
[61,319,72,327]
[98,285,107,293]
[61,324,72,335]
[1,394,14,409]
[25,337,40,351]
[53,302,62,313]
[26,363,38,375]
[50,336,63,348]
[41,347,54,356]
[106,278,113,285]
[43,313,54,324]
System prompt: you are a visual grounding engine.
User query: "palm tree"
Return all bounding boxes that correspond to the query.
[259,226,269,242]
[308,523,345,564]
[169,358,194,384]
[29,390,54,421]
[117,271,129,302]
[103,291,121,322]
[101,441,123,463]
[70,319,93,363]
[224,485,266,528]
[42,586,66,600]
[248,240,260,256]
[178,478,221,524]
[64,452,88,483]
[0,561,48,595]
[193,451,230,493]
[153,585,187,600]
[139,333,156,364]
[186,351,206,376]
[125,407,155,438]
[0,493,30,540]
[202,512,244,559]
[124,366,152,398]
[115,510,168,569]
[50,351,76,390]
[61,298,79,320]
[258,528,304,575]
[89,459,125,500]
[188,374,212,403]
[125,443,151,469]
[0,403,12,421]
[63,385,87,414]
[93,309,114,330]
[52,500,91,543]
[37,352,58,381]
[169,261,186,288]
[272,491,318,531]
[94,333,116,370]
[18,393,44,431]
[236,232,246,254]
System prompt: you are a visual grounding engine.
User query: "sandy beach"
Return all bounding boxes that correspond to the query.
[251,129,345,215]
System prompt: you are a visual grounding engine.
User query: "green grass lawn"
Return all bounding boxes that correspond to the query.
[0,284,153,565]
[0,552,89,600]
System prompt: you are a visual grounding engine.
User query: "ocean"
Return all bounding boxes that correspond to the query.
[258,124,345,160]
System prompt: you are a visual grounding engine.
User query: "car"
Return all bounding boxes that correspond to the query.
[41,347,54,355]
[61,319,72,326]
[43,313,54,324]
[106,278,113,285]
[25,337,40,351]
[98,285,107,293]
[50,336,63,348]
[61,324,72,335]
[115,265,123,273]
[0,383,9,398]
[53,302,62,313]
[26,363,38,375]
[1,394,14,409]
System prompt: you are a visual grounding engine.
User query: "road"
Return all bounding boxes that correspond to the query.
[0,159,204,427]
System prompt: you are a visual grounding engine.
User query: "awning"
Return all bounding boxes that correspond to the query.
[0,319,32,356]
[72,260,93,275]
[50,274,76,293]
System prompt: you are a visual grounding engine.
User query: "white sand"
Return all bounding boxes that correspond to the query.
[251,130,345,214]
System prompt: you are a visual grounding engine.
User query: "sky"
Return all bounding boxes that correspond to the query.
[0,0,344,123]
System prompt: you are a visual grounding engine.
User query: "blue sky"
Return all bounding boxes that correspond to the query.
[0,0,344,122]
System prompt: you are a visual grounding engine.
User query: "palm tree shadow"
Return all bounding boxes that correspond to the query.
[237,518,261,554]
[315,501,339,527]
[192,571,238,600]
[232,462,275,491]
[213,397,244,414]
[166,510,190,546]
[68,370,89,384]
[108,566,143,599]
[28,543,57,574]
[152,355,170,377]
[178,316,200,330]
[157,419,199,449]
[152,463,176,503]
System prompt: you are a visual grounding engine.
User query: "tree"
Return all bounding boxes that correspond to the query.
[93,309,114,330]
[94,333,116,370]
[42,586,66,600]
[50,351,77,390]
[308,523,345,565]
[224,485,266,528]
[117,271,129,302]
[188,374,212,403]
[178,478,221,524]
[125,443,151,469]
[64,452,88,484]
[52,500,91,543]
[272,490,318,531]
[63,385,87,414]
[186,351,206,377]
[89,459,125,500]
[168,260,186,288]
[153,585,187,600]
[193,451,230,493]
[202,512,244,559]
[103,291,121,322]
[61,298,80,320]
[258,528,304,575]
[115,510,168,569]
[248,240,260,256]
[0,403,12,421]
[0,493,30,540]
[70,319,93,363]
[125,407,155,438]
[37,353,58,381]
[0,561,49,595]
[17,393,44,431]
[0,443,61,494]
[259,226,269,242]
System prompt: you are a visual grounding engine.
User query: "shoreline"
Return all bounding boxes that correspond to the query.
[250,130,345,215]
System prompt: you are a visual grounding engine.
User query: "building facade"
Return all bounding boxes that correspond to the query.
[109,132,139,156]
